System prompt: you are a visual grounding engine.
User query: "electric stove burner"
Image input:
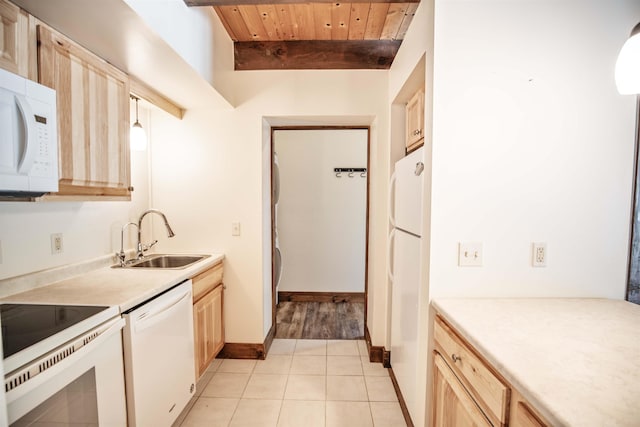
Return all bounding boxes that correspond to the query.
[0,304,109,359]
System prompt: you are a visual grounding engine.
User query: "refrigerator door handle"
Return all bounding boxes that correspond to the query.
[388,172,397,227]
[387,229,395,283]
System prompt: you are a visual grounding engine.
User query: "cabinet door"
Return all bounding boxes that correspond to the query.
[406,89,424,152]
[432,353,491,427]
[0,0,34,79]
[193,284,224,378]
[37,25,131,199]
[512,402,546,427]
[211,284,225,357]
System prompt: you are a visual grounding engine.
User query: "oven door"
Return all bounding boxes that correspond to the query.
[5,316,126,426]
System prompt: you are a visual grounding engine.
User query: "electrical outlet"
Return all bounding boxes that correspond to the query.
[51,233,63,255]
[232,222,241,236]
[532,242,546,267]
[458,242,483,267]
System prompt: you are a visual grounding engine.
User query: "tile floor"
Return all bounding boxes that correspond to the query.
[174,339,407,427]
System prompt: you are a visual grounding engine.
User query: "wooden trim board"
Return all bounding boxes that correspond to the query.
[270,126,371,347]
[217,323,276,360]
[218,343,266,360]
[277,291,365,303]
[263,322,276,355]
[365,326,384,363]
[130,77,185,120]
[234,40,401,70]
[389,366,415,427]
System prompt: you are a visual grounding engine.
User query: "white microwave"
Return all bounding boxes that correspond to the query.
[0,68,58,198]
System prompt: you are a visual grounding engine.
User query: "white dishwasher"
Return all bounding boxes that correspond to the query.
[122,279,195,427]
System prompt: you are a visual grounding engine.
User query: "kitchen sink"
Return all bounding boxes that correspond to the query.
[119,254,209,269]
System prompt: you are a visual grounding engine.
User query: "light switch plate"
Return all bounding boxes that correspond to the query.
[232,222,241,236]
[458,242,483,267]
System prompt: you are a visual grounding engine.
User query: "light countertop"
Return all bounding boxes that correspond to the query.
[0,254,224,312]
[432,298,640,427]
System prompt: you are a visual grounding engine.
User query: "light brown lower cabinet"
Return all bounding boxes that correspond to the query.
[192,263,225,378]
[511,392,547,427]
[431,315,549,427]
[433,353,491,427]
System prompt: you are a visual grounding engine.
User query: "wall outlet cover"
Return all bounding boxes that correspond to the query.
[532,242,547,267]
[51,233,64,255]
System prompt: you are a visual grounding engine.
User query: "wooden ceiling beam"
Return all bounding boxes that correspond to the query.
[186,0,418,6]
[234,40,400,70]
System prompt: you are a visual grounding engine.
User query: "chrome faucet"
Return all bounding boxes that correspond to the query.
[136,209,175,259]
[116,222,139,267]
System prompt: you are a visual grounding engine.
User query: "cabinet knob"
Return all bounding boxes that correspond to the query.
[413,129,422,136]
[451,353,462,363]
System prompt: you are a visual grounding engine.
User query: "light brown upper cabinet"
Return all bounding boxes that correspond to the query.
[37,24,131,199]
[406,88,425,153]
[0,0,36,79]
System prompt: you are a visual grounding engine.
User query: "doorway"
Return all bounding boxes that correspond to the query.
[271,127,370,339]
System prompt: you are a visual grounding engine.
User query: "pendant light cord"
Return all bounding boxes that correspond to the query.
[131,94,141,124]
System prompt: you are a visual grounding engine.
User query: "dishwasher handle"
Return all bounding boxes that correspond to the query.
[133,286,192,333]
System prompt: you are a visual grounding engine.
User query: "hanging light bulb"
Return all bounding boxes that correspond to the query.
[130,95,147,151]
[615,22,640,95]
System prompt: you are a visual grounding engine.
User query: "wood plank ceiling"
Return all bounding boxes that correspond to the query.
[184,0,419,70]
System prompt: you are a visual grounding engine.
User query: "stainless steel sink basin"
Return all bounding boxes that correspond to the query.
[120,254,209,269]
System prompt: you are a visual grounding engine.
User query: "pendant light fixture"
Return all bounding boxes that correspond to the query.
[615,22,640,95]
[130,95,147,151]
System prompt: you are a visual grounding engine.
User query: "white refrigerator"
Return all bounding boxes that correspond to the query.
[389,146,424,423]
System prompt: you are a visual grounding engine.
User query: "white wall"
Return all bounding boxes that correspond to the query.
[388,1,640,425]
[430,0,639,298]
[275,129,368,293]
[149,70,389,344]
[0,103,152,281]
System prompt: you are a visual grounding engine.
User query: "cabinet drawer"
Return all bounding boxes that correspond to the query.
[434,316,509,426]
[192,263,223,302]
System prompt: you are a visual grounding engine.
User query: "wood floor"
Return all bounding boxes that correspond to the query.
[275,301,365,339]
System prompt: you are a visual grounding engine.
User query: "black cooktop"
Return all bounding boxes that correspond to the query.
[0,303,109,359]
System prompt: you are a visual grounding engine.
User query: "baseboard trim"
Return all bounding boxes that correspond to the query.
[264,322,276,354]
[278,291,365,303]
[218,343,266,360]
[364,326,386,363]
[218,323,277,360]
[382,348,391,368]
[389,366,415,427]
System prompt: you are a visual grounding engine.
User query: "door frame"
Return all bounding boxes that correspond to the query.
[270,125,371,336]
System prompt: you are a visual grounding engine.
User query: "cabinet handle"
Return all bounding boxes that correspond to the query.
[412,129,422,136]
[451,353,462,363]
